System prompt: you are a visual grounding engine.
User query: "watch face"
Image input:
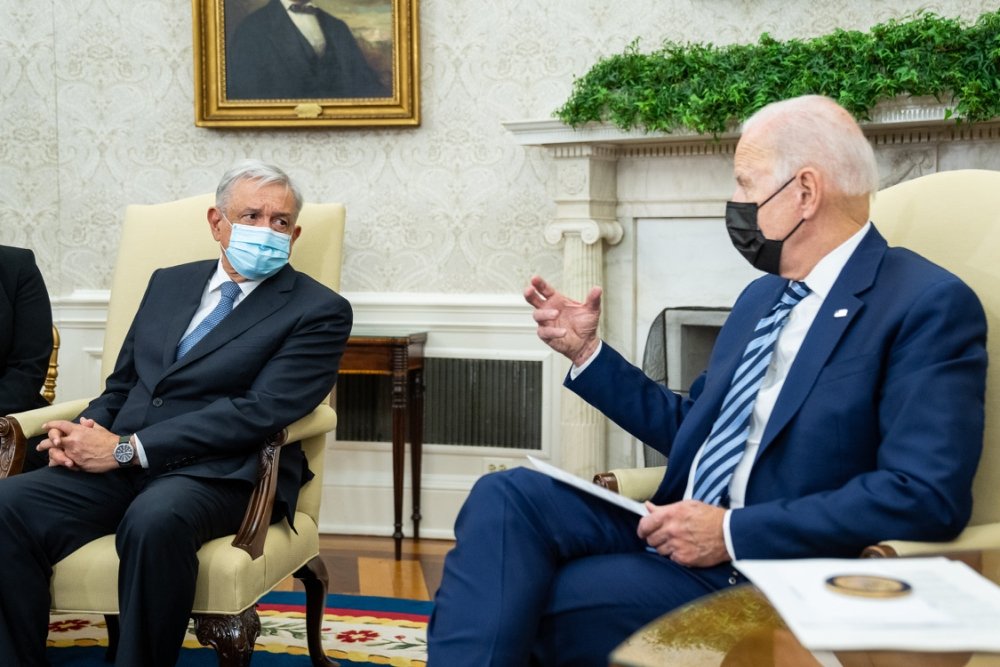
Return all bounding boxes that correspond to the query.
[114,442,134,464]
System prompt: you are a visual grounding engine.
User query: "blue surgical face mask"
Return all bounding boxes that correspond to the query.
[221,215,291,281]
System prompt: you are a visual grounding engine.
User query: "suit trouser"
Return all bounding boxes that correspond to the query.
[0,465,251,667]
[427,467,742,667]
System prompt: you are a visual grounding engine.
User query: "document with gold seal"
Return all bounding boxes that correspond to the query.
[735,557,1000,651]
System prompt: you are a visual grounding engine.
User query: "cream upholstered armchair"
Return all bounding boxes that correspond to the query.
[593,169,1000,557]
[0,193,345,666]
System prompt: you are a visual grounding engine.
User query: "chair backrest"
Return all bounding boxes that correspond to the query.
[870,169,1000,527]
[106,193,346,379]
[108,194,346,525]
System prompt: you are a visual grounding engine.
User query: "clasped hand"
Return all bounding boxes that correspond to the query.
[637,500,730,568]
[524,276,602,366]
[37,418,120,473]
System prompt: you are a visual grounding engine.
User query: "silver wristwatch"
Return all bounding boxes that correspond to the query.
[114,434,135,466]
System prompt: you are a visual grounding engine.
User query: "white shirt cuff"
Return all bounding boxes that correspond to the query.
[723,509,736,560]
[132,433,149,469]
[568,341,603,380]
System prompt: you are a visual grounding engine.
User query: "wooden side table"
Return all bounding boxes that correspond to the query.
[337,331,427,560]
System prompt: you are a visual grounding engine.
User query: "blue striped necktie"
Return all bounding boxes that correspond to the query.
[175,281,241,360]
[692,280,811,506]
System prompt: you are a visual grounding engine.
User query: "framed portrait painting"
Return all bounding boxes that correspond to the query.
[193,0,419,127]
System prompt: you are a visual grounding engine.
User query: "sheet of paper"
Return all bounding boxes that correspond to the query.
[735,557,1000,652]
[526,455,649,516]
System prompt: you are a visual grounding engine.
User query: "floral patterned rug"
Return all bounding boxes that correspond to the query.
[47,591,431,666]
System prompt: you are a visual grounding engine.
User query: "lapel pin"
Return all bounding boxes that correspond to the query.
[834,308,848,318]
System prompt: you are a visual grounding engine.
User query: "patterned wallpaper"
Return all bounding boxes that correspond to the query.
[0,0,993,296]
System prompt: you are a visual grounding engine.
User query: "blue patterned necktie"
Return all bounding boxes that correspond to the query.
[691,280,811,506]
[175,281,242,360]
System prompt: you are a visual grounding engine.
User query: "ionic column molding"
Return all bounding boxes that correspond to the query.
[533,142,623,474]
[544,219,623,246]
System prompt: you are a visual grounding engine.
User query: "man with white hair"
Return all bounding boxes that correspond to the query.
[428,96,988,666]
[0,160,352,667]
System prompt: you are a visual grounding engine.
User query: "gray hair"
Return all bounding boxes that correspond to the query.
[215,159,304,215]
[741,95,879,197]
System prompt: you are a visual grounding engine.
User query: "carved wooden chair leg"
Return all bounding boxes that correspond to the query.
[192,607,260,667]
[294,555,339,667]
[104,614,120,662]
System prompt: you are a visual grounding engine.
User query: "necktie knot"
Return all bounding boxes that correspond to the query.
[288,2,319,13]
[777,281,810,310]
[219,280,241,303]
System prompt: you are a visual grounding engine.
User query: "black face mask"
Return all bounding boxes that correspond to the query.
[725,176,806,275]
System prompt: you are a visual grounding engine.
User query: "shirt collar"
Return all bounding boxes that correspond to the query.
[801,222,871,300]
[210,259,262,297]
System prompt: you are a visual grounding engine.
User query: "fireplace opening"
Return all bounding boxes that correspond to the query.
[640,307,729,466]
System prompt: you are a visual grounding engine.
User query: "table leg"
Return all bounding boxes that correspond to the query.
[409,369,425,540]
[391,352,407,561]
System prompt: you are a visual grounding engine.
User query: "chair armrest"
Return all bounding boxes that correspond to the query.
[0,399,93,478]
[592,466,666,501]
[862,522,1000,558]
[231,403,337,559]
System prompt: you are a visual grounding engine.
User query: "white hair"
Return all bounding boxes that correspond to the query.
[741,95,879,196]
[215,159,304,214]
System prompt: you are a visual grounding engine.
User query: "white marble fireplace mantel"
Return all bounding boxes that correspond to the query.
[505,98,1000,474]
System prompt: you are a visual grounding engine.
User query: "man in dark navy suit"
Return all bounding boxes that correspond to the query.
[428,96,989,666]
[0,160,352,667]
[226,0,388,99]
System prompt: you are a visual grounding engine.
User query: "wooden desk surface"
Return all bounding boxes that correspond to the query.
[611,550,1000,667]
[337,331,426,375]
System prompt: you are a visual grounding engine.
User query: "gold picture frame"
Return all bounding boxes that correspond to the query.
[193,0,419,128]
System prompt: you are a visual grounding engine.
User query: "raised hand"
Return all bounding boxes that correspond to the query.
[523,275,602,366]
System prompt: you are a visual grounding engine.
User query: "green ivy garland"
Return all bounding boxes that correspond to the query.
[555,10,1000,135]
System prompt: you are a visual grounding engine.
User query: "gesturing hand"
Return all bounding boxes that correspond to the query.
[523,276,602,366]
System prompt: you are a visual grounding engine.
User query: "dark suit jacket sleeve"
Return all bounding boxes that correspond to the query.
[0,247,53,415]
[566,343,701,457]
[80,271,154,428]
[729,275,987,558]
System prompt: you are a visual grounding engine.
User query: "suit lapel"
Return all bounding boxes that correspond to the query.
[160,262,217,369]
[757,227,886,455]
[167,265,297,372]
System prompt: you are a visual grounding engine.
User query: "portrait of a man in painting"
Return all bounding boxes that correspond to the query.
[224,0,392,100]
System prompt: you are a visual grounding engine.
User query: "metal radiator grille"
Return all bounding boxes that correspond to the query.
[335,357,542,449]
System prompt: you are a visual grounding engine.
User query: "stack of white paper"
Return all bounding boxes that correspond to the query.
[735,557,1000,652]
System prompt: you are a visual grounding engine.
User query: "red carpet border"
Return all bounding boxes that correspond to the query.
[47,591,431,666]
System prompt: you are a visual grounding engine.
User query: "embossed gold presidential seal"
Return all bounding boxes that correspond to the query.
[825,574,912,598]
